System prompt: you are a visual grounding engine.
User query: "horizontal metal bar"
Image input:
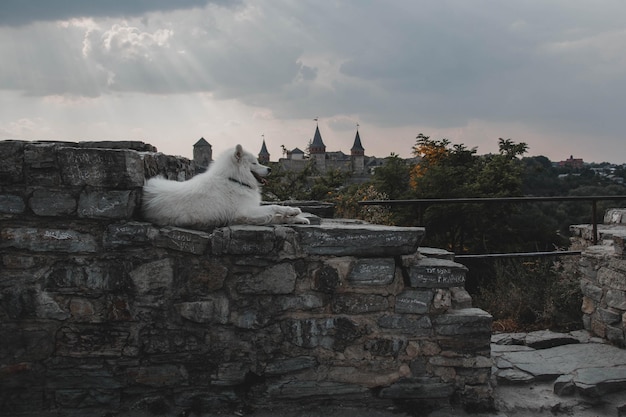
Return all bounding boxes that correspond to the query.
[454,250,582,259]
[359,195,626,206]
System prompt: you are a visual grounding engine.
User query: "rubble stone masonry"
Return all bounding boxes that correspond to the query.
[0,140,493,415]
[571,208,626,346]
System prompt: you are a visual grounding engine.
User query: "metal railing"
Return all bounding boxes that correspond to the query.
[359,195,626,257]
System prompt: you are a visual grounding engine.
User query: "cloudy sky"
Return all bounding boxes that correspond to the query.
[2,1,626,163]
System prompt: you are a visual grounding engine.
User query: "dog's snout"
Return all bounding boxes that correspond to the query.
[267,167,272,174]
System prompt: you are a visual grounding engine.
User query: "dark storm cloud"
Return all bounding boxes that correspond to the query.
[0,0,239,26]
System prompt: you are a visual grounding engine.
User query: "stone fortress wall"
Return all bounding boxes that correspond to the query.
[0,140,492,415]
[571,208,626,346]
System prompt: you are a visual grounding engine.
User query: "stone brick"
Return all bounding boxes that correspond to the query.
[0,140,24,183]
[364,337,407,357]
[237,263,297,294]
[296,224,424,256]
[347,258,396,286]
[598,267,626,291]
[130,259,174,295]
[0,227,98,253]
[265,356,318,375]
[395,289,433,314]
[156,226,210,254]
[177,296,230,324]
[78,190,137,219]
[407,258,467,288]
[332,293,389,314]
[57,147,144,188]
[0,194,26,214]
[281,317,365,351]
[606,289,626,310]
[29,189,76,216]
[103,221,159,247]
[378,378,455,399]
[433,308,492,336]
[377,314,433,336]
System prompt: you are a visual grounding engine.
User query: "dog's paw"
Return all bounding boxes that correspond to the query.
[281,206,302,217]
[293,215,310,224]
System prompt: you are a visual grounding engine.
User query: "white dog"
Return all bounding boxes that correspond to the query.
[142,144,310,227]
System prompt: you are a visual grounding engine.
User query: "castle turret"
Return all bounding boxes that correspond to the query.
[309,124,326,171]
[258,139,270,164]
[351,128,365,174]
[193,137,212,172]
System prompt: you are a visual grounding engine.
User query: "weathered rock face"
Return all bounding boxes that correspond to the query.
[0,140,493,415]
[571,208,626,346]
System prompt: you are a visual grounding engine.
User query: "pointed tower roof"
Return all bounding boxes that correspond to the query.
[311,125,326,148]
[351,130,364,153]
[310,125,326,155]
[194,137,210,147]
[259,140,270,157]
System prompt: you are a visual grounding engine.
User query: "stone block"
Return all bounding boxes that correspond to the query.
[451,287,473,309]
[377,314,433,336]
[277,293,326,311]
[606,289,626,310]
[78,190,137,219]
[55,325,131,358]
[599,307,622,325]
[176,296,230,324]
[29,189,76,216]
[0,227,98,253]
[211,225,278,255]
[364,337,407,357]
[237,263,297,294]
[103,222,159,247]
[54,389,120,409]
[581,279,603,301]
[0,194,25,214]
[130,259,174,295]
[332,293,389,314]
[296,224,424,256]
[156,226,210,254]
[45,263,127,293]
[267,380,369,399]
[281,317,365,351]
[0,140,24,183]
[395,289,434,314]
[57,147,144,188]
[378,378,455,399]
[407,258,467,288]
[598,267,626,291]
[265,356,318,375]
[347,258,396,286]
[0,325,55,363]
[312,264,341,293]
[432,308,492,336]
[134,365,188,387]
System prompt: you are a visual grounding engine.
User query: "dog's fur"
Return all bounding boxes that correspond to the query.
[142,144,310,227]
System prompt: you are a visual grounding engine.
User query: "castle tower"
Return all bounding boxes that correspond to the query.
[309,124,326,172]
[258,139,270,164]
[193,137,212,171]
[351,127,365,174]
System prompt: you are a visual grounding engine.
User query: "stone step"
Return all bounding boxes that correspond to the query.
[406,257,467,288]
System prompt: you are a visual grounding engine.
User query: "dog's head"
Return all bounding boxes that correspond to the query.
[234,144,270,185]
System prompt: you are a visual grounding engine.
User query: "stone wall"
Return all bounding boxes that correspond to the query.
[571,208,626,346]
[0,140,493,416]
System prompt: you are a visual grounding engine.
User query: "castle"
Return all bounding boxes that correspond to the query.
[193,125,382,177]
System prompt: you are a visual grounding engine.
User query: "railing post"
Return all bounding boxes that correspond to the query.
[592,199,598,245]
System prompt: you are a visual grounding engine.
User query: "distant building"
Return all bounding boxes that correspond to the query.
[258,139,270,164]
[276,124,378,177]
[193,137,212,172]
[559,155,584,169]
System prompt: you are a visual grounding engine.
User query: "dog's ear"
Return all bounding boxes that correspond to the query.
[234,144,243,162]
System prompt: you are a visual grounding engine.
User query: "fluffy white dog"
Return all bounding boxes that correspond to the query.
[142,144,310,227]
